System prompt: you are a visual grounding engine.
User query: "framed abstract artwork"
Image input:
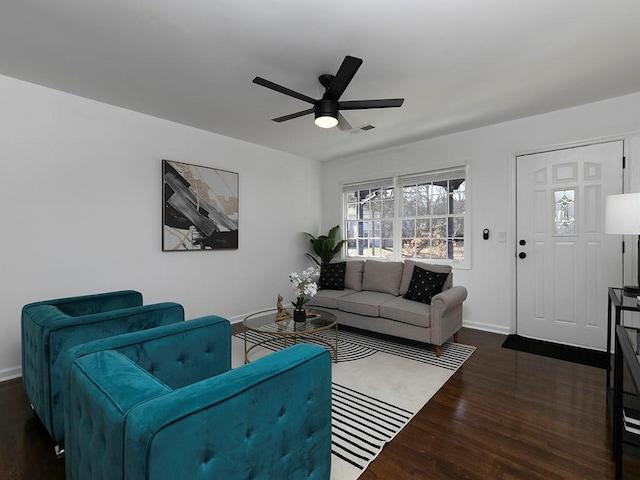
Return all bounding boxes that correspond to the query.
[162,159,239,251]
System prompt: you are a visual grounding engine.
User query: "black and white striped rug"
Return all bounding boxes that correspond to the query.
[234,327,475,479]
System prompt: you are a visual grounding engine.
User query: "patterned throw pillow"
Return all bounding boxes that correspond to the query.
[318,262,347,290]
[402,265,449,304]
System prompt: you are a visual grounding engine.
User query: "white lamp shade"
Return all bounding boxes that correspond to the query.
[605,192,640,234]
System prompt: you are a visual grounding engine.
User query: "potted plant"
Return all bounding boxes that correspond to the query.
[289,267,319,322]
[304,225,346,266]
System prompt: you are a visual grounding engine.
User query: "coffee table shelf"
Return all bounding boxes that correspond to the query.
[243,308,338,363]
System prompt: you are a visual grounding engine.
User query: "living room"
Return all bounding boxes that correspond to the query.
[2,2,640,479]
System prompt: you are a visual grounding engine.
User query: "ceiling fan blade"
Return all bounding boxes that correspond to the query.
[272,108,314,123]
[339,98,404,110]
[336,113,352,131]
[325,56,363,101]
[253,77,316,104]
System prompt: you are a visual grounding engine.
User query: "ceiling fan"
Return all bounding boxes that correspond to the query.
[253,55,404,130]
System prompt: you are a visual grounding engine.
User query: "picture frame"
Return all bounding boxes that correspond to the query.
[162,159,239,251]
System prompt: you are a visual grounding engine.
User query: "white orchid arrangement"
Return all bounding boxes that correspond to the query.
[289,267,319,311]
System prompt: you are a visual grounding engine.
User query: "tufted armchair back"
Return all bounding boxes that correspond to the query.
[21,290,185,443]
[64,317,332,480]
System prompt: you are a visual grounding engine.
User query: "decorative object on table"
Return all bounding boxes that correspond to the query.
[275,294,291,320]
[162,159,239,251]
[289,267,319,322]
[304,225,346,266]
[605,192,640,296]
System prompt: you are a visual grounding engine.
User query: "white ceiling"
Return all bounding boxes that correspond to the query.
[1,1,640,161]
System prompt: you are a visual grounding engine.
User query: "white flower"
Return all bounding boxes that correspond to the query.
[289,267,320,310]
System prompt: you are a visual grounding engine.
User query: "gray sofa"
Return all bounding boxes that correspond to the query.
[307,259,467,356]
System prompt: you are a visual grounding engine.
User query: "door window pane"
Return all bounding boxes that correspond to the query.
[554,189,575,235]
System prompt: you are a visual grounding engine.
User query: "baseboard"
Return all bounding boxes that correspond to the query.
[0,366,22,383]
[462,320,510,336]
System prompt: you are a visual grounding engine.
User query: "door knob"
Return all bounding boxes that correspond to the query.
[518,252,526,259]
[519,239,526,246]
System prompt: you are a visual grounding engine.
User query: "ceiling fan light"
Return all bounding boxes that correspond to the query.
[314,114,338,128]
[314,99,339,129]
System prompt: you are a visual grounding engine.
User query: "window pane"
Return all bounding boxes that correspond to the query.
[452,239,464,260]
[432,218,447,238]
[431,238,447,259]
[431,194,448,215]
[402,238,416,258]
[381,220,393,238]
[554,189,575,235]
[453,191,465,214]
[371,200,381,219]
[373,221,381,237]
[402,219,415,238]
[413,238,431,259]
[346,221,359,239]
[416,219,431,237]
[402,186,417,216]
[452,216,464,237]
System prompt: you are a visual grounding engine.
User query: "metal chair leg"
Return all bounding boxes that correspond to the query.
[54,444,65,457]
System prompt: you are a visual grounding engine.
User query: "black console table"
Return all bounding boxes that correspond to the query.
[607,288,640,394]
[614,325,640,479]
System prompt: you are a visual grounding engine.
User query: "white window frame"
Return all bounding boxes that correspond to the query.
[342,165,470,268]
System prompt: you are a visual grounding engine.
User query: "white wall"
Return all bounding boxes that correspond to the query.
[321,92,640,334]
[0,75,322,381]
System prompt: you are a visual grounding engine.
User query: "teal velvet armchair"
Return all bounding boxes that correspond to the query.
[63,316,332,480]
[21,290,184,447]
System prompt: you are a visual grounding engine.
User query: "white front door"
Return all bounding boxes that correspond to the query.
[516,141,623,350]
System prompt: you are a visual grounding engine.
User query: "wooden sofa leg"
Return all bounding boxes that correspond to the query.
[453,331,459,343]
[435,345,441,357]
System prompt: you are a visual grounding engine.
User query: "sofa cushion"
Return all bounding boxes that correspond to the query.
[307,289,356,309]
[403,266,449,305]
[379,296,432,328]
[318,262,346,290]
[337,291,397,317]
[361,261,404,296]
[399,260,452,295]
[344,261,365,291]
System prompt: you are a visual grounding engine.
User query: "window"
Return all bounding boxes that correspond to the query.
[344,178,395,259]
[343,166,467,264]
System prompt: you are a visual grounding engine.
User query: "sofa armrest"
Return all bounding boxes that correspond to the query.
[124,344,332,480]
[65,350,171,480]
[430,286,468,346]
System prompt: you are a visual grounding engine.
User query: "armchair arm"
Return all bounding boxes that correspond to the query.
[22,301,184,442]
[124,345,332,480]
[430,285,468,346]
[65,350,171,480]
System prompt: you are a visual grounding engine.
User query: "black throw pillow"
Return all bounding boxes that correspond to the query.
[318,262,347,290]
[403,266,449,304]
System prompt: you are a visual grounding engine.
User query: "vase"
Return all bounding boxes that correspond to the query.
[293,309,306,322]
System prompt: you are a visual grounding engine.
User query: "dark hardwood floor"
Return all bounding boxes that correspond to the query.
[1,328,638,479]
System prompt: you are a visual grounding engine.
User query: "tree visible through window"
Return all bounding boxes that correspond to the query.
[343,167,467,263]
[400,177,465,260]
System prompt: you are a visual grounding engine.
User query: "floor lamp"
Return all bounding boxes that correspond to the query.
[605,192,640,296]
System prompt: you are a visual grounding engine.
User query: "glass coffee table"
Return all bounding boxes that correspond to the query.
[243,308,338,363]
